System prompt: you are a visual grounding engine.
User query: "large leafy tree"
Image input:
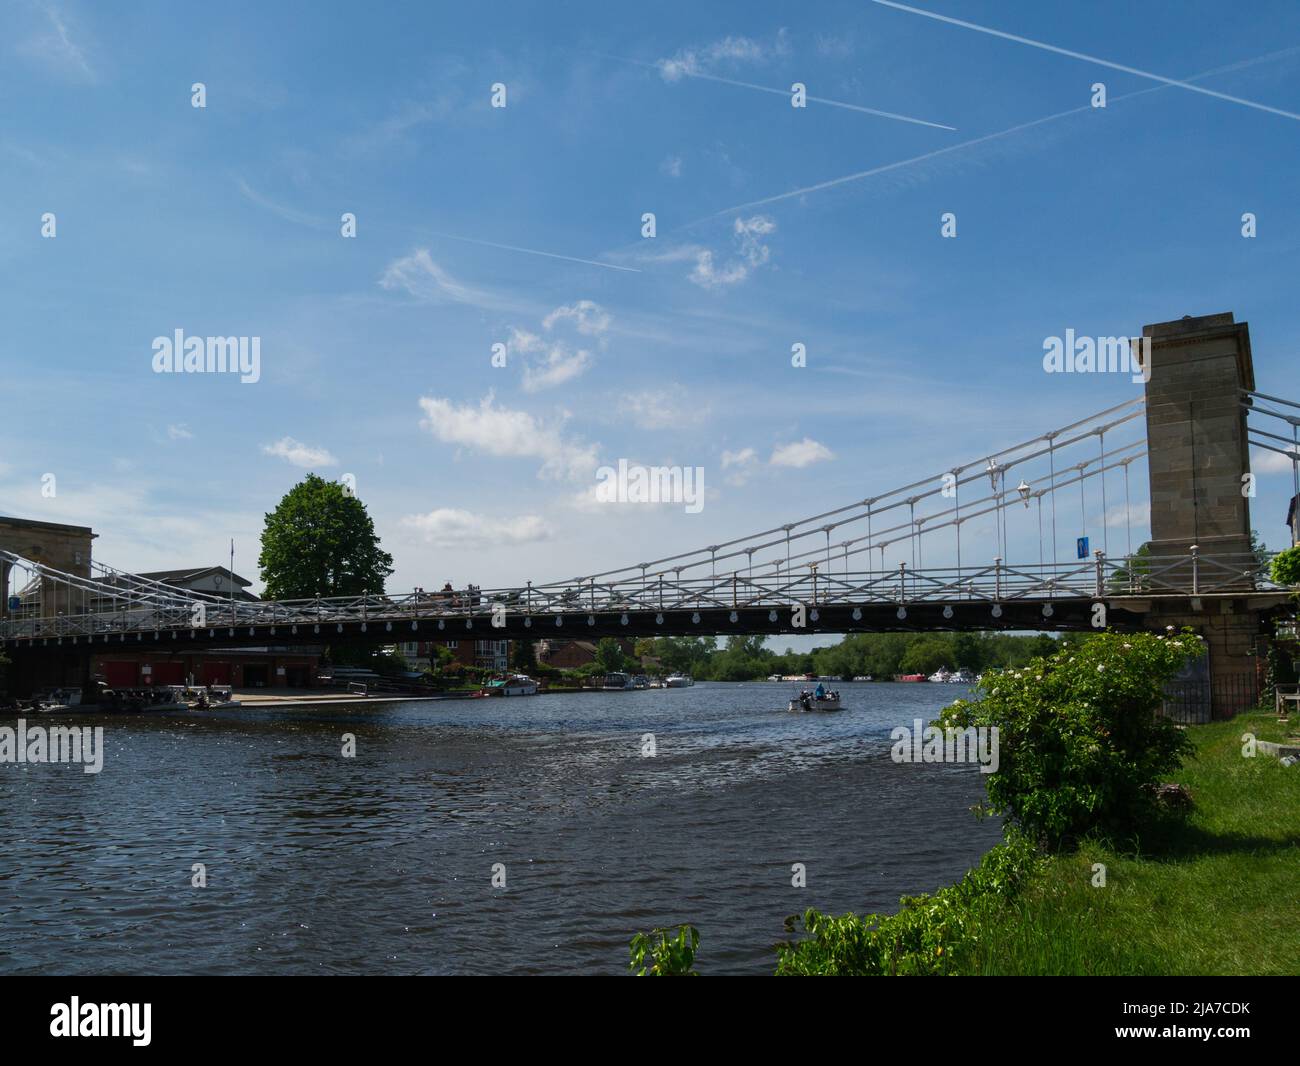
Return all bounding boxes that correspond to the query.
[259,474,394,599]
[594,637,628,673]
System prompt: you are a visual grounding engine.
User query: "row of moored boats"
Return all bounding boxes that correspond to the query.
[475,672,695,697]
[26,684,241,715]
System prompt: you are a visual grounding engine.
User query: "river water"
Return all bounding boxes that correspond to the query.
[0,682,1001,975]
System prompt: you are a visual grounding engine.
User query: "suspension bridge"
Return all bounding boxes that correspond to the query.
[3,312,1297,715]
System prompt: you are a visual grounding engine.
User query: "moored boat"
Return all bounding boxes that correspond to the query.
[664,674,694,688]
[482,674,539,697]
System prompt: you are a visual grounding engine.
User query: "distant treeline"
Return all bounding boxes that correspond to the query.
[639,632,1071,682]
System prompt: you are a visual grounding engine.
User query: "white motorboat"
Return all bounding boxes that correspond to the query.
[664,674,694,688]
[948,669,976,684]
[852,675,874,682]
[788,689,843,713]
[35,688,83,713]
[928,668,953,683]
[482,674,538,697]
[602,672,635,691]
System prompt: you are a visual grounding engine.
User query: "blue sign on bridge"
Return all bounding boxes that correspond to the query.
[1076,537,1089,559]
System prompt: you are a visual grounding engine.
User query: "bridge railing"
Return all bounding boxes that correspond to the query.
[0,552,1285,642]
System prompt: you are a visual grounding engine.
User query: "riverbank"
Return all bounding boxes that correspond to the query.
[966,711,1299,975]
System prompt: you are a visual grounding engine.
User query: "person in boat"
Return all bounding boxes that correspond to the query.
[814,682,826,700]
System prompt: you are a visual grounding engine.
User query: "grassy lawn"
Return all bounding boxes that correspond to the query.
[976,712,1300,975]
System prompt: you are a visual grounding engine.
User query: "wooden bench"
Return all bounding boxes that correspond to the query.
[1277,683,1300,720]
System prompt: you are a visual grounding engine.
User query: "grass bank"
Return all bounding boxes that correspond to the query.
[974,712,1300,975]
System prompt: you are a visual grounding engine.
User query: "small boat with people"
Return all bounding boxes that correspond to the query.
[788,683,842,713]
[168,684,241,710]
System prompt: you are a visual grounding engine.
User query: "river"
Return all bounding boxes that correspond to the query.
[0,681,1001,975]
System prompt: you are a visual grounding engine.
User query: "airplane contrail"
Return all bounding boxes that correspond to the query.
[696,45,1300,220]
[596,52,956,130]
[434,233,642,272]
[869,0,1300,122]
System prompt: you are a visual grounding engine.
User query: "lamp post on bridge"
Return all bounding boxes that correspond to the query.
[986,458,1002,562]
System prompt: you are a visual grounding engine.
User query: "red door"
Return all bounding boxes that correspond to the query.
[151,661,186,685]
[200,662,231,685]
[102,661,139,687]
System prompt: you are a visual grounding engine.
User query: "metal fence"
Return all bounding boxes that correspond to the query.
[1160,674,1260,724]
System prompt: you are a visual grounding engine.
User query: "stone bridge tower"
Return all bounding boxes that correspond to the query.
[0,515,97,620]
[1141,313,1265,716]
[1143,313,1254,559]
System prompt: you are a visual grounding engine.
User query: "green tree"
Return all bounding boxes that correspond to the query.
[259,474,394,599]
[594,637,627,673]
[511,639,537,672]
[898,637,952,675]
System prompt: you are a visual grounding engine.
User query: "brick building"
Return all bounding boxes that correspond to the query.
[397,639,511,672]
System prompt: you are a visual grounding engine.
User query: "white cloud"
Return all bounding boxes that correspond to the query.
[721,446,760,485]
[619,387,708,430]
[658,31,788,82]
[19,2,95,82]
[542,299,611,336]
[1252,445,1300,475]
[167,424,193,441]
[688,215,777,290]
[235,176,329,229]
[261,437,339,469]
[506,327,544,354]
[661,154,684,178]
[401,508,553,547]
[1105,501,1150,528]
[770,438,834,468]
[379,248,488,306]
[505,300,610,392]
[522,347,592,393]
[417,392,599,481]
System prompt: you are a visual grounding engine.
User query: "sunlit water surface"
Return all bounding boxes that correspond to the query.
[0,682,1000,975]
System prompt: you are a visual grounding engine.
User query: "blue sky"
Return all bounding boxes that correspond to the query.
[3,0,1299,627]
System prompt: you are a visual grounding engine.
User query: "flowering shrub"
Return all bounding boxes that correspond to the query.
[938,629,1202,848]
[773,833,1040,976]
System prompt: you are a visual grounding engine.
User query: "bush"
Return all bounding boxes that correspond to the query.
[629,925,699,976]
[938,629,1201,849]
[774,834,1041,976]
